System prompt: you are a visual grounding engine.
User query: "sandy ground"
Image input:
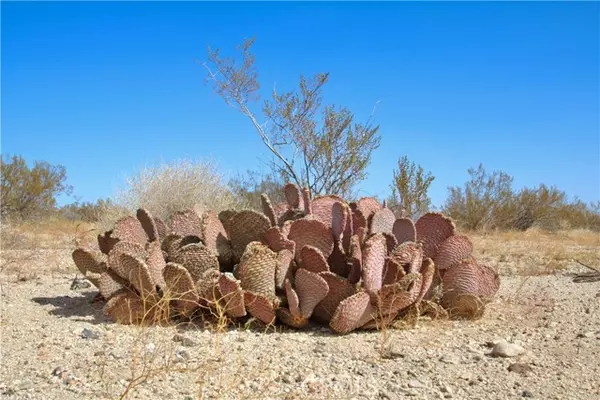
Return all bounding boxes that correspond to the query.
[1,228,599,400]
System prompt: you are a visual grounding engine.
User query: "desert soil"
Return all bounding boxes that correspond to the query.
[1,239,599,400]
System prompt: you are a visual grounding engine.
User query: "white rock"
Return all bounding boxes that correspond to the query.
[490,340,525,357]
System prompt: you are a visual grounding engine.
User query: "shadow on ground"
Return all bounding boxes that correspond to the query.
[32,291,111,324]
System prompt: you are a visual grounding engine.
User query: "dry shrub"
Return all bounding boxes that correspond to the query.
[98,158,247,230]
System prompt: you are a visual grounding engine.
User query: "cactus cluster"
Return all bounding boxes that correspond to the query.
[72,183,500,334]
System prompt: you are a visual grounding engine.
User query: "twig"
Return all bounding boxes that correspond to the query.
[574,259,600,273]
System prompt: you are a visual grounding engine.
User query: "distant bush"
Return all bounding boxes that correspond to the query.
[228,170,286,211]
[386,155,435,220]
[1,154,73,222]
[443,164,600,232]
[59,199,114,223]
[97,158,246,230]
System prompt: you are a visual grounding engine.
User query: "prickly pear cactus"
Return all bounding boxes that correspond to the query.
[72,184,500,333]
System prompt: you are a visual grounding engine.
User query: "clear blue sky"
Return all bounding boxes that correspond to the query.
[2,1,599,208]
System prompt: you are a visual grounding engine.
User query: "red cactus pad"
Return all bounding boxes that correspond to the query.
[113,216,148,246]
[244,291,276,325]
[163,262,200,317]
[417,258,435,303]
[370,208,395,235]
[117,253,157,302]
[377,273,422,316]
[97,270,130,299]
[201,211,233,266]
[145,241,166,289]
[284,278,301,318]
[299,245,330,273]
[331,201,348,242]
[136,208,159,242]
[172,243,219,283]
[415,212,455,259]
[382,257,406,285]
[389,242,423,274]
[392,218,416,244]
[313,272,356,323]
[261,193,278,227]
[288,218,334,262]
[227,210,272,262]
[72,247,107,275]
[442,260,500,303]
[153,216,169,242]
[237,242,278,301]
[104,289,148,325]
[330,292,377,334]
[311,195,346,229]
[284,182,302,209]
[275,247,295,290]
[170,209,204,239]
[434,234,474,270]
[362,234,387,294]
[218,273,246,318]
[295,268,329,318]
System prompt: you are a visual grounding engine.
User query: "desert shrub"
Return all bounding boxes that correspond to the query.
[204,37,381,198]
[443,164,515,230]
[98,158,246,230]
[386,155,435,220]
[228,170,286,211]
[444,164,600,232]
[1,154,73,221]
[59,198,113,222]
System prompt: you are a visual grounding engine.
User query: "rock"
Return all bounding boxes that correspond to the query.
[508,363,533,376]
[70,277,91,290]
[439,355,459,364]
[407,380,426,389]
[172,333,198,347]
[576,332,593,339]
[489,340,525,357]
[522,390,533,397]
[174,348,190,363]
[80,328,100,340]
[145,343,156,354]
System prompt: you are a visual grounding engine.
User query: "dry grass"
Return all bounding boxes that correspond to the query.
[469,227,600,276]
[98,158,248,231]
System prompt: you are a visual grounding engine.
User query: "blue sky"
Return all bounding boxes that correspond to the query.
[2,1,599,208]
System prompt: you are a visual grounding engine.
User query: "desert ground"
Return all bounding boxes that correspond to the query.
[1,220,599,400]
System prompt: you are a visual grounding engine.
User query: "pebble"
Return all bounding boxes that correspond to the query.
[80,328,100,340]
[70,277,91,290]
[490,340,525,357]
[522,390,534,397]
[407,380,425,389]
[172,333,198,347]
[508,363,533,376]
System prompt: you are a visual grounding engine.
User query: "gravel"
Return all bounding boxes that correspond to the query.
[1,271,599,399]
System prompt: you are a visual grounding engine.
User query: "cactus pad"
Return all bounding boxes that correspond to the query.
[237,242,278,300]
[415,212,455,259]
[313,272,356,323]
[330,292,376,334]
[295,268,329,318]
[218,273,247,318]
[299,245,330,273]
[244,291,276,325]
[136,208,159,242]
[288,218,334,262]
[362,234,387,294]
[434,234,474,270]
[163,262,200,317]
[392,218,416,244]
[227,210,272,262]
